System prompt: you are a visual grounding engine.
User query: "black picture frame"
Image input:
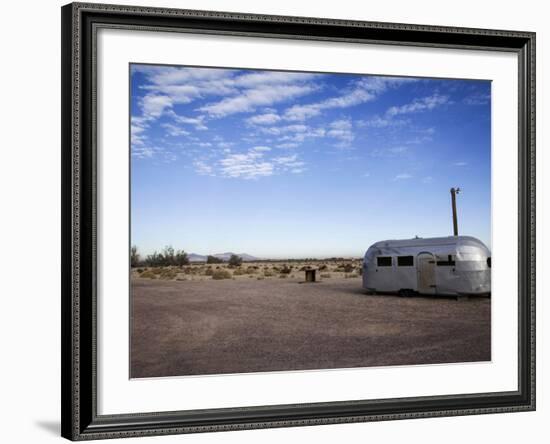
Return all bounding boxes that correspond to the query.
[61,2,536,440]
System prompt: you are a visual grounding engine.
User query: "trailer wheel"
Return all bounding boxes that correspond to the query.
[398,289,413,297]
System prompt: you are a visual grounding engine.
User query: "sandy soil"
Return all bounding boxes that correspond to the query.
[130,275,491,378]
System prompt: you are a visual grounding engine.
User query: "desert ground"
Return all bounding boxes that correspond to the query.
[130,261,491,378]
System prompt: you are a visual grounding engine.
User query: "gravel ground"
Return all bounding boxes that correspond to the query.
[130,277,491,378]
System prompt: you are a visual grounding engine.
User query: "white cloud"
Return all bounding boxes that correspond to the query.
[370,146,409,157]
[131,117,149,146]
[283,76,418,121]
[211,147,308,179]
[359,115,407,128]
[246,112,281,125]
[169,112,208,130]
[194,160,215,176]
[259,124,308,136]
[463,93,490,105]
[143,66,233,86]
[199,84,316,117]
[233,71,318,88]
[134,66,319,124]
[273,154,306,172]
[141,94,173,119]
[132,145,177,163]
[276,142,299,149]
[387,94,449,117]
[327,119,354,144]
[132,145,158,159]
[278,126,326,143]
[161,122,190,137]
[219,151,274,179]
[394,173,413,180]
[453,161,468,167]
[284,88,373,121]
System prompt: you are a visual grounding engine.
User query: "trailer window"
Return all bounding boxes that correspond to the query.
[436,255,456,266]
[487,257,491,268]
[397,256,414,266]
[377,256,392,267]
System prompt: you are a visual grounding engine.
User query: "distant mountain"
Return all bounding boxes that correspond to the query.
[188,252,260,262]
[188,253,207,262]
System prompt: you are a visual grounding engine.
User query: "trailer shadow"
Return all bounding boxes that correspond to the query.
[348,286,484,301]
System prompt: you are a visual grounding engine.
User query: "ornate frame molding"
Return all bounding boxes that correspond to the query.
[61,2,535,440]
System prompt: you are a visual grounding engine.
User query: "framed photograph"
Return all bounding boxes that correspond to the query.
[61,2,535,440]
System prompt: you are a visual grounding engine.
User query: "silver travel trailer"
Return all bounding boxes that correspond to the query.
[362,236,491,296]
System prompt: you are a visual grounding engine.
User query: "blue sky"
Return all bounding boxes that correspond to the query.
[130,64,491,259]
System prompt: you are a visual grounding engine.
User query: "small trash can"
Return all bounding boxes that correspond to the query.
[305,268,317,282]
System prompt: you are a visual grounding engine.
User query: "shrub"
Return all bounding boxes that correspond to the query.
[232,268,248,276]
[204,267,214,276]
[345,273,359,278]
[256,276,265,280]
[321,273,331,278]
[212,270,232,280]
[131,245,140,268]
[337,264,355,273]
[206,255,224,264]
[280,265,292,274]
[318,264,328,271]
[279,274,287,279]
[139,270,157,279]
[159,268,178,280]
[228,254,243,267]
[144,246,189,266]
[263,271,274,277]
[174,250,189,266]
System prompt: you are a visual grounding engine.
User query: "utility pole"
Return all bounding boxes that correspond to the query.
[450,187,461,236]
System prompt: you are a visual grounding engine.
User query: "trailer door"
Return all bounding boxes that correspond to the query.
[417,252,436,294]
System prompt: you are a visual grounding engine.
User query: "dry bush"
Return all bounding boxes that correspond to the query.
[321,273,331,278]
[263,271,274,277]
[280,265,292,274]
[139,270,157,279]
[279,274,287,279]
[159,268,178,280]
[337,264,355,273]
[257,276,265,280]
[204,267,213,276]
[232,268,248,276]
[345,273,359,279]
[212,270,232,280]
[318,264,328,271]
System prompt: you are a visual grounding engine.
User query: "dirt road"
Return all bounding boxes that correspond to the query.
[130,277,490,378]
